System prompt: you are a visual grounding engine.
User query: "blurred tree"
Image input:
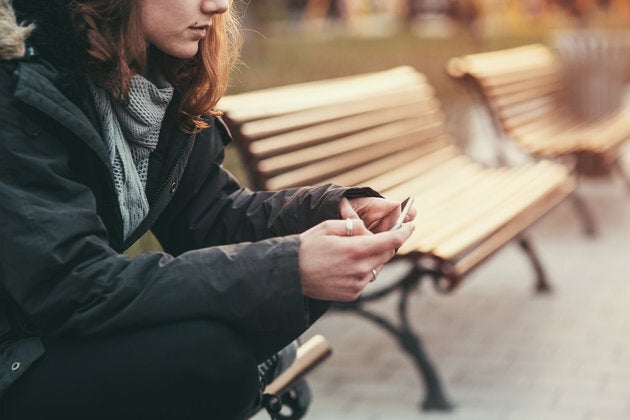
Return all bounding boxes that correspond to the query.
[302,0,348,21]
[239,0,290,31]
[286,0,308,23]
[402,0,422,29]
[448,0,483,48]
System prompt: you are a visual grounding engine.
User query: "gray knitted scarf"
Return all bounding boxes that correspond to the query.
[89,73,174,239]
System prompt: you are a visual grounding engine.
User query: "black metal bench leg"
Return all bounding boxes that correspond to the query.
[517,235,551,293]
[570,193,597,237]
[397,277,454,411]
[612,159,630,194]
[335,269,454,412]
[350,306,454,411]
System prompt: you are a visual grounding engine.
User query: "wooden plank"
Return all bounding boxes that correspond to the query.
[249,101,436,158]
[337,144,458,192]
[405,168,527,252]
[450,178,575,277]
[431,164,570,258]
[259,118,442,177]
[449,44,557,77]
[485,72,563,96]
[379,155,481,201]
[218,66,425,122]
[381,159,484,206]
[491,87,560,110]
[238,87,434,140]
[497,96,559,122]
[476,64,562,88]
[510,114,574,139]
[502,109,569,136]
[265,124,445,189]
[397,162,569,257]
[582,109,630,151]
[322,139,453,188]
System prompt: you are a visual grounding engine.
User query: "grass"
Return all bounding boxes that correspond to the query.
[230,32,544,98]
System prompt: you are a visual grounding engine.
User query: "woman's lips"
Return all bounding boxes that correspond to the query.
[189,24,209,38]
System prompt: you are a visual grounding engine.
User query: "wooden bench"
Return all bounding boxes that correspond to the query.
[218,66,575,411]
[447,43,630,234]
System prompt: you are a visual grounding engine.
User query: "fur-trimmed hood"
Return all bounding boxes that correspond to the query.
[0,0,87,103]
[0,0,32,60]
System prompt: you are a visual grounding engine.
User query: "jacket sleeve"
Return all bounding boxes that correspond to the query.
[0,90,309,337]
[151,118,381,255]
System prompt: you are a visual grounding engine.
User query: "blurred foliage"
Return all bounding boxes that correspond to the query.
[230,31,544,98]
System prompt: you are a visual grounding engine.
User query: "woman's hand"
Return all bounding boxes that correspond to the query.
[339,197,417,233]
[298,218,414,302]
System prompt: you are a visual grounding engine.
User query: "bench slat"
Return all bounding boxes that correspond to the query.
[266,124,444,189]
[398,162,567,257]
[249,100,435,158]
[477,64,563,89]
[237,87,434,140]
[259,117,439,176]
[450,179,575,278]
[219,66,425,122]
[322,139,455,188]
[407,168,527,250]
[431,164,569,258]
[448,44,558,76]
[484,70,562,95]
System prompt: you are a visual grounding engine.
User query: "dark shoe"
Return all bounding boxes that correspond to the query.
[276,379,311,420]
[252,341,312,419]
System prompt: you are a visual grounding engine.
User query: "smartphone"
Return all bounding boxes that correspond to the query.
[389,197,414,231]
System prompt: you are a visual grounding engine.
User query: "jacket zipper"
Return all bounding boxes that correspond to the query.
[150,135,194,207]
[122,135,194,249]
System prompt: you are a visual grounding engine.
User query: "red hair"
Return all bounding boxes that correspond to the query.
[67,0,242,132]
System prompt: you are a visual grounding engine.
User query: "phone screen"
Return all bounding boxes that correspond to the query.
[389,197,414,231]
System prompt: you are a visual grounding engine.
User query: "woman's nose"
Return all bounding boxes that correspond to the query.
[201,0,229,15]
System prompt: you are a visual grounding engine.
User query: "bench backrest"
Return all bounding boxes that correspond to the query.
[447,44,576,143]
[218,66,455,191]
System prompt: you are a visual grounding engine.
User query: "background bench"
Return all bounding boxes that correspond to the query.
[447,43,630,234]
[218,66,575,411]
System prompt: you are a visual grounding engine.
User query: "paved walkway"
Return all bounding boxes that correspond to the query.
[297,148,630,419]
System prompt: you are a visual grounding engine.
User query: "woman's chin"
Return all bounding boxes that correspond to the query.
[158,43,200,60]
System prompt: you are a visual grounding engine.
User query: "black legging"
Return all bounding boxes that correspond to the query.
[1,300,330,420]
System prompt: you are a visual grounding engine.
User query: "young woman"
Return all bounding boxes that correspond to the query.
[0,0,415,419]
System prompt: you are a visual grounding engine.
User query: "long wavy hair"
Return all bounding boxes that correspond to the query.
[67,0,242,132]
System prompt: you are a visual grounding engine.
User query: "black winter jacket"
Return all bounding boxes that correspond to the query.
[0,0,376,399]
